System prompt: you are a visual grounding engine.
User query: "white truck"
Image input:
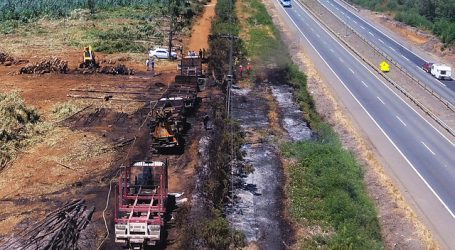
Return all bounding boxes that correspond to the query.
[430,63,452,80]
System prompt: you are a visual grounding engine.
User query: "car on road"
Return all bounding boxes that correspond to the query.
[280,0,291,7]
[422,62,433,73]
[149,48,177,59]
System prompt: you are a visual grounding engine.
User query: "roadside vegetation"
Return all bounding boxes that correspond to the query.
[347,0,455,45]
[175,0,246,248]
[238,0,383,248]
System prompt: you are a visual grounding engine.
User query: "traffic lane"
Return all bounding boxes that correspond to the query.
[321,0,455,102]
[287,2,455,214]
[326,0,425,66]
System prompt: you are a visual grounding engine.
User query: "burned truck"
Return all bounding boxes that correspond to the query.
[115,161,168,249]
[149,95,188,150]
[177,56,207,91]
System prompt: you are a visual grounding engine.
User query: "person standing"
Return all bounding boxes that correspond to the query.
[146,58,150,71]
[199,49,203,58]
[246,62,251,76]
[239,64,243,78]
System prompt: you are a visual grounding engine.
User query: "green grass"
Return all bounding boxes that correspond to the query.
[239,0,384,248]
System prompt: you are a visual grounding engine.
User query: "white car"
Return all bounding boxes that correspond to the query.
[149,48,177,59]
[280,0,291,7]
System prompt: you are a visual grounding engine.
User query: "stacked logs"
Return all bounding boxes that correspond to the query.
[0,52,28,66]
[19,57,68,74]
[2,199,94,250]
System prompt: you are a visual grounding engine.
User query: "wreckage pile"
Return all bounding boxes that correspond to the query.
[0,52,28,66]
[19,57,68,74]
[2,199,94,250]
[98,64,134,75]
[76,64,134,75]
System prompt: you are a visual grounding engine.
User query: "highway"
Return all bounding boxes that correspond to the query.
[319,0,455,105]
[272,0,455,248]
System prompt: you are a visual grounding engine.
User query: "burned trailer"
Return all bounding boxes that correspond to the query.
[150,97,187,150]
[165,85,198,113]
[115,161,168,249]
[176,56,207,92]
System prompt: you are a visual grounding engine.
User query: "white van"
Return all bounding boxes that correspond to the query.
[430,64,452,80]
[280,0,291,7]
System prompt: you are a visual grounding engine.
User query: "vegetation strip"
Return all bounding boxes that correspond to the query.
[239,0,383,248]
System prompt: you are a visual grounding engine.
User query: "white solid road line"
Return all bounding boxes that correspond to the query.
[361,80,368,87]
[307,0,454,148]
[422,142,436,155]
[377,96,385,105]
[396,115,407,126]
[349,68,354,74]
[284,0,455,219]
[331,0,452,95]
[378,38,384,44]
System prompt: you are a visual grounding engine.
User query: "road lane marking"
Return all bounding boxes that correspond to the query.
[360,26,365,30]
[421,142,436,155]
[377,96,385,105]
[401,54,410,61]
[311,27,314,31]
[338,57,344,62]
[361,80,368,87]
[349,68,354,74]
[330,48,334,52]
[368,31,374,36]
[396,115,407,127]
[353,20,357,24]
[389,46,395,51]
[284,3,455,220]
[347,16,351,19]
[336,7,339,10]
[316,34,321,38]
[378,38,384,44]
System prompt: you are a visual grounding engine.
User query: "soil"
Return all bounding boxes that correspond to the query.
[264,0,434,249]
[0,1,218,249]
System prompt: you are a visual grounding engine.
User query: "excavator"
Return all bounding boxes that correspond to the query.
[79,46,99,68]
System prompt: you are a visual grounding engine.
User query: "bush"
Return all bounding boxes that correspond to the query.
[433,18,455,45]
[395,10,432,29]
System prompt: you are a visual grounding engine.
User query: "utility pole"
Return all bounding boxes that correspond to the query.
[168,0,175,60]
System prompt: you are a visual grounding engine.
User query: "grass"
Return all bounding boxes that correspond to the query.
[0,91,51,170]
[237,0,384,248]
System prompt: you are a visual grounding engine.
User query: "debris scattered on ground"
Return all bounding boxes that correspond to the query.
[0,52,29,66]
[98,64,134,75]
[75,64,134,75]
[2,199,94,250]
[19,57,68,74]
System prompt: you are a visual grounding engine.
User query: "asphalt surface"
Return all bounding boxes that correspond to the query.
[320,0,455,104]
[273,0,455,248]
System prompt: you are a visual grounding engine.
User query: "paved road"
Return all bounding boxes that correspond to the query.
[320,0,455,105]
[273,0,455,248]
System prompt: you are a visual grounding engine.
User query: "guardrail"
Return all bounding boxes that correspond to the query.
[297,0,455,137]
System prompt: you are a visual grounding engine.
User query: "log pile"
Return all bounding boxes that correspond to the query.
[2,199,94,250]
[19,57,68,74]
[0,52,28,66]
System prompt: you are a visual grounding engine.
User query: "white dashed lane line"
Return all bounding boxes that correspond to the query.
[389,46,396,51]
[421,142,436,155]
[360,26,365,30]
[378,38,384,44]
[368,31,374,37]
[330,48,334,52]
[361,80,368,87]
[377,96,385,105]
[396,115,407,127]
[401,54,410,61]
[349,68,355,74]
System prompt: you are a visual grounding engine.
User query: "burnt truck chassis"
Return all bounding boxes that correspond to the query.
[115,161,169,249]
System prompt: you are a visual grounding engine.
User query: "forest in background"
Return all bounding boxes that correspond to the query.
[347,0,455,45]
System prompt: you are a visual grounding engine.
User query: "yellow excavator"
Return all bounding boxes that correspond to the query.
[79,46,99,68]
